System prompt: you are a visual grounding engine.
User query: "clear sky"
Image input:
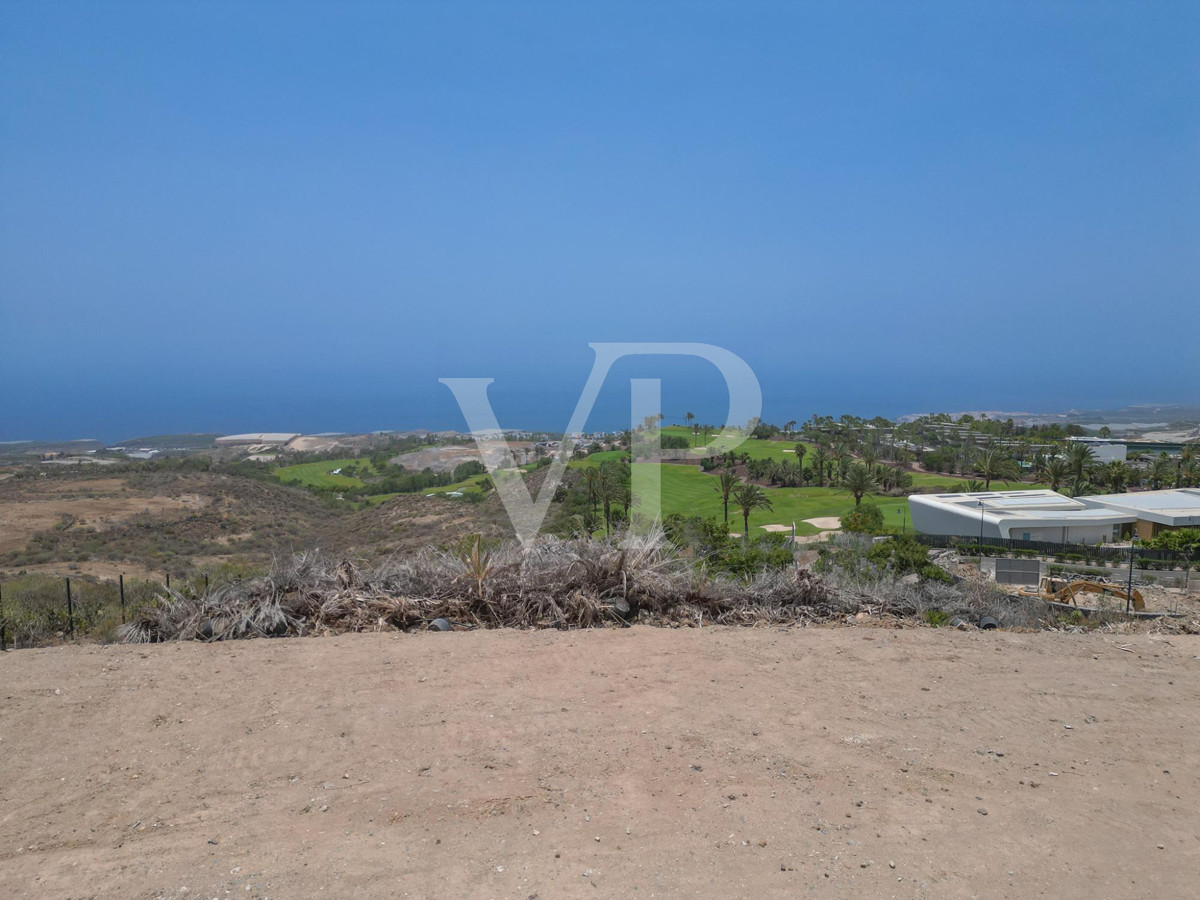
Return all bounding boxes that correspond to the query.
[2,1,1197,441]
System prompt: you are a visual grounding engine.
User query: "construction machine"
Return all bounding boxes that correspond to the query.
[1018,576,1144,612]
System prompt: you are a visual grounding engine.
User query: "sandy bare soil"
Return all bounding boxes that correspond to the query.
[0,479,210,555]
[2,627,1199,899]
[803,516,843,531]
[390,443,536,474]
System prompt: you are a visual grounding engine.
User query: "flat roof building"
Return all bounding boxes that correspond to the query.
[214,433,300,446]
[1067,436,1127,463]
[1077,488,1200,539]
[908,489,1135,545]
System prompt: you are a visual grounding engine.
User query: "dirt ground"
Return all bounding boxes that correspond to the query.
[0,469,517,580]
[2,628,1199,899]
[0,477,210,555]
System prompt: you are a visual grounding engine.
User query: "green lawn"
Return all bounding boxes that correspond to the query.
[903,470,1031,491]
[276,455,503,501]
[570,450,628,469]
[571,433,1036,535]
[274,457,375,489]
[642,463,913,536]
[733,437,812,462]
[426,473,491,495]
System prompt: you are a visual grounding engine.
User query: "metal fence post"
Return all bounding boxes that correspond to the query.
[165,572,170,590]
[1,581,6,651]
[120,573,126,624]
[66,577,75,638]
[1126,540,1136,615]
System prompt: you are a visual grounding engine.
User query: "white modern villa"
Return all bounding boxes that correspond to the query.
[1078,488,1200,539]
[907,489,1135,544]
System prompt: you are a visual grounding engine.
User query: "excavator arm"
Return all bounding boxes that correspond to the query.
[1018,578,1144,612]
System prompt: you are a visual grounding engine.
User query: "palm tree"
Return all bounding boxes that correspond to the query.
[810,446,830,487]
[596,461,627,537]
[794,443,807,484]
[1066,443,1096,480]
[1065,474,1095,498]
[875,464,903,491]
[581,467,601,517]
[1179,459,1199,488]
[1103,461,1131,493]
[1036,457,1069,491]
[714,472,739,524]
[860,443,878,467]
[840,462,880,506]
[1149,453,1173,490]
[833,443,853,478]
[732,483,773,541]
[976,449,1022,490]
[1178,445,1198,488]
[781,460,803,487]
[597,467,616,536]
[784,420,797,434]
[685,411,695,445]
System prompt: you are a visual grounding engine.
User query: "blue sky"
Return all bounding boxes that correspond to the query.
[1,1,1197,441]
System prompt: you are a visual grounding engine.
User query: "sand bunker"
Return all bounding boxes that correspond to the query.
[803,516,842,530]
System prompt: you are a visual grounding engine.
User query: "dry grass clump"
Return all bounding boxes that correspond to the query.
[120,530,836,642]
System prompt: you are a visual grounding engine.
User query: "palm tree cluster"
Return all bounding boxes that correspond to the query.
[579,459,632,536]
[1033,444,1199,497]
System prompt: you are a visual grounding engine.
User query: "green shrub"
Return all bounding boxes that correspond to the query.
[842,504,884,535]
[664,515,794,578]
[869,534,953,583]
[923,609,951,627]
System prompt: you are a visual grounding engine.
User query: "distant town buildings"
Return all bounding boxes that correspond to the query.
[214,433,301,446]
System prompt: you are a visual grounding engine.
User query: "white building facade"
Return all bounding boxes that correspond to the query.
[908,490,1135,545]
[1078,488,1200,539]
[1067,436,1127,463]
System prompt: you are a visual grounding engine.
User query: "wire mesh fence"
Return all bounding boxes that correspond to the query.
[0,568,255,650]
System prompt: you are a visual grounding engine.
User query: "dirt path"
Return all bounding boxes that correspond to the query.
[1,627,1198,898]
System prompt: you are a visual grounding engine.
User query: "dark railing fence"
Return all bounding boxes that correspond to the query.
[912,533,1194,566]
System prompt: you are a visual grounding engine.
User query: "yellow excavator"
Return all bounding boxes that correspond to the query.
[1018,576,1144,612]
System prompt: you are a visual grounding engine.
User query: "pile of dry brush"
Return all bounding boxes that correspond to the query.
[120,531,844,643]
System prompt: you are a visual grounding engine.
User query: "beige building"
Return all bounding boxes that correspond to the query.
[1078,489,1200,540]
